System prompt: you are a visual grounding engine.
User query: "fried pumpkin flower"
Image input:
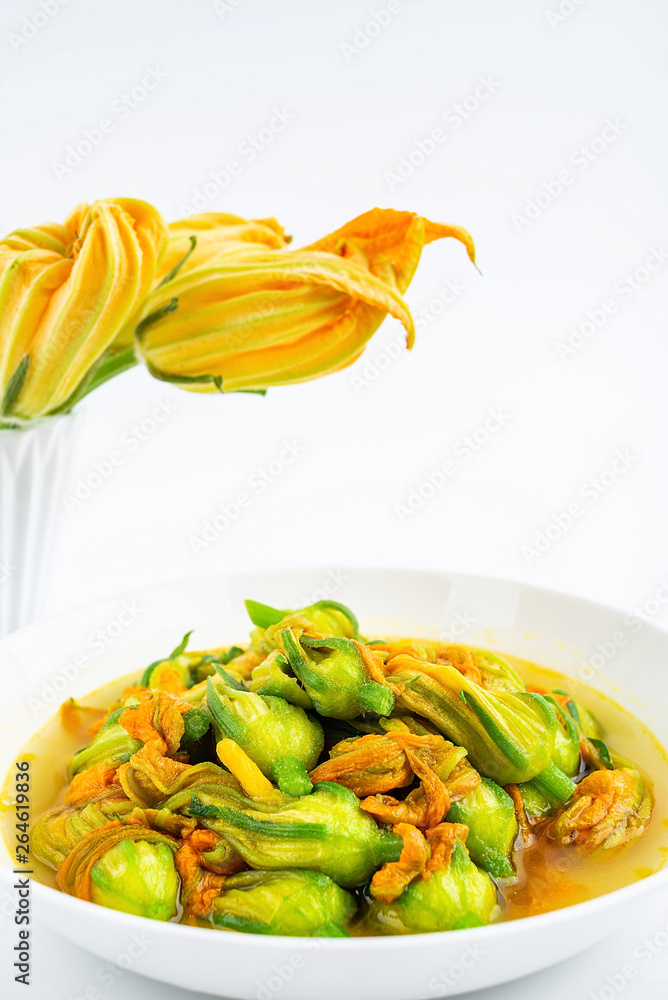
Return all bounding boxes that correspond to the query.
[134,208,475,393]
[0,198,167,425]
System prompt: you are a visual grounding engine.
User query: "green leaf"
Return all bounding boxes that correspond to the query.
[212,662,246,691]
[169,631,193,658]
[245,599,288,629]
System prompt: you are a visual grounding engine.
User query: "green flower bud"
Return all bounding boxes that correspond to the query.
[246,598,359,640]
[69,707,143,776]
[90,839,179,920]
[387,660,557,785]
[281,630,394,720]
[56,824,180,920]
[206,678,324,796]
[446,777,518,879]
[364,841,498,934]
[249,650,315,710]
[164,780,402,887]
[212,869,356,936]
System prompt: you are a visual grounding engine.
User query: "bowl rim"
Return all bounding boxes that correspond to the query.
[14,862,668,949]
[3,564,668,948]
[3,561,666,645]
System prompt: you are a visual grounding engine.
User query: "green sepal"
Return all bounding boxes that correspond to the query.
[1,354,30,416]
[206,677,246,742]
[156,236,196,288]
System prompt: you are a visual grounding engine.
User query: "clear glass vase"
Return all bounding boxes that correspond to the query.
[0,414,79,638]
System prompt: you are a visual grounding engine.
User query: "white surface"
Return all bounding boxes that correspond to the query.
[2,569,668,999]
[1,0,668,996]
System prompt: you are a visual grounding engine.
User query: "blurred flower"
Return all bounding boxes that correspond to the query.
[135,208,475,393]
[0,198,167,425]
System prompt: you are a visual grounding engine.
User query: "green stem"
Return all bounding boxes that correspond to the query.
[272,756,313,797]
[532,762,575,804]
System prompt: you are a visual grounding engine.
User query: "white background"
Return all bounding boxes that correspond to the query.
[2,0,668,997]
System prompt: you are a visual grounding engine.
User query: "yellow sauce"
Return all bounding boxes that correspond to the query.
[3,653,668,921]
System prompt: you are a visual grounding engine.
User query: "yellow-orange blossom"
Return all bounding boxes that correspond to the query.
[0,201,474,423]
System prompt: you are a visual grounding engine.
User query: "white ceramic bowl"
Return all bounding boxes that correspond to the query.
[2,567,667,999]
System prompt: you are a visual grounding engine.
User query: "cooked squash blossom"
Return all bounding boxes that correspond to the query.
[163,780,402,887]
[32,790,138,868]
[280,630,394,719]
[364,838,498,934]
[57,824,180,920]
[206,677,324,796]
[246,598,360,643]
[28,598,658,939]
[446,777,518,879]
[0,198,167,424]
[211,869,356,937]
[134,208,475,393]
[68,709,143,776]
[383,654,565,787]
[549,767,652,851]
